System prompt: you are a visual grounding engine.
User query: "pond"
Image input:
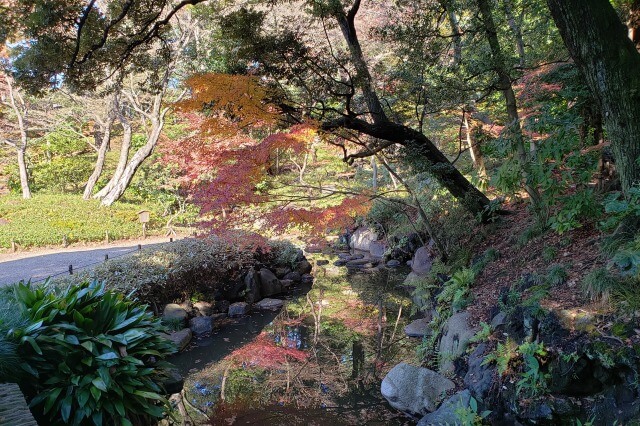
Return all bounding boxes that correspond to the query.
[171,253,417,425]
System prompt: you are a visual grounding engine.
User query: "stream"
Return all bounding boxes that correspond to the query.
[171,253,417,425]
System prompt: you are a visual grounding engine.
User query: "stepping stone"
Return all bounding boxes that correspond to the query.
[166,328,192,351]
[189,316,213,336]
[386,260,401,268]
[229,302,250,317]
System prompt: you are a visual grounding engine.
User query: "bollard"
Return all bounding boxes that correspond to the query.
[138,244,142,250]
[11,240,16,252]
[69,264,73,275]
[105,254,109,262]
[170,237,173,242]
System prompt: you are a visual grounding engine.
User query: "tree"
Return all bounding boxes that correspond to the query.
[546,0,640,200]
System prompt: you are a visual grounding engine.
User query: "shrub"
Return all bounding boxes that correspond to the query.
[9,280,176,425]
[546,263,569,286]
[581,267,619,302]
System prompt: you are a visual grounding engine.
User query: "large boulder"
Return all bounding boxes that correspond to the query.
[244,268,262,303]
[254,298,284,311]
[228,302,250,317]
[259,268,283,297]
[404,318,432,338]
[417,390,472,426]
[349,227,378,251]
[189,316,213,336]
[464,343,495,401]
[369,240,387,258]
[381,363,455,416]
[411,246,434,275]
[283,271,302,283]
[439,311,478,375]
[165,328,192,351]
[163,304,188,325]
[193,301,213,317]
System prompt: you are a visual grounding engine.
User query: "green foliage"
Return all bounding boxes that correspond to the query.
[0,194,158,249]
[546,263,569,286]
[600,186,640,232]
[0,290,28,381]
[268,240,301,269]
[454,396,491,426]
[517,223,548,248]
[581,267,620,302]
[516,341,550,397]
[9,280,175,425]
[483,338,518,376]
[31,157,95,193]
[542,246,558,263]
[549,189,599,234]
[437,268,476,312]
[470,322,493,344]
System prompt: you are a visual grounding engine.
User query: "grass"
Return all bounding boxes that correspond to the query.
[0,193,162,249]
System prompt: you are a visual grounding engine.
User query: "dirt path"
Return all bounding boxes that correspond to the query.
[0,236,184,286]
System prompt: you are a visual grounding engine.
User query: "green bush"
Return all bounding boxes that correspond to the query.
[9,280,175,425]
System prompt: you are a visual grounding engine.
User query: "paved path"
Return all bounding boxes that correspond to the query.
[0,236,183,286]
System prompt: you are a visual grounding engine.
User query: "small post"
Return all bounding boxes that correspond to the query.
[62,235,68,248]
[137,210,150,240]
[104,254,109,262]
[11,240,16,252]
[170,237,173,242]
[105,231,110,244]
[69,264,73,275]
[138,244,142,251]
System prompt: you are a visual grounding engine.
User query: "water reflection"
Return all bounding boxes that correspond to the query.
[171,253,416,425]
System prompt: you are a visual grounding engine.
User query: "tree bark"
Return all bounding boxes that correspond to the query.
[547,0,640,196]
[504,0,526,66]
[464,112,486,178]
[16,146,30,199]
[83,114,115,200]
[94,113,133,199]
[477,0,542,209]
[5,76,31,199]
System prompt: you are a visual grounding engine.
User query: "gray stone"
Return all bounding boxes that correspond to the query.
[281,279,294,289]
[334,259,348,266]
[369,240,387,258]
[189,316,213,336]
[316,259,329,266]
[381,363,455,416]
[295,259,313,275]
[229,302,250,317]
[301,274,314,283]
[244,268,261,303]
[162,369,184,395]
[193,301,213,317]
[417,390,472,426]
[346,258,373,267]
[254,298,284,311]
[412,246,434,275]
[166,328,192,351]
[259,268,283,297]
[283,271,302,283]
[338,253,351,260]
[163,304,188,323]
[404,318,432,338]
[490,312,507,329]
[439,311,478,375]
[386,260,401,268]
[464,343,494,401]
[349,227,379,251]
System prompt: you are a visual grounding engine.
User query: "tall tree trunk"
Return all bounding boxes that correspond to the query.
[94,114,133,199]
[100,117,163,206]
[371,156,378,191]
[83,116,114,200]
[16,146,30,199]
[547,0,640,197]
[504,0,526,66]
[440,0,463,65]
[477,0,543,209]
[328,1,492,219]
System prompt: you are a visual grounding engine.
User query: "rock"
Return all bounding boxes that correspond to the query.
[411,246,434,275]
[163,304,188,324]
[490,312,507,329]
[404,318,432,338]
[349,253,365,260]
[349,227,379,251]
[346,258,373,267]
[283,271,302,283]
[369,240,387,258]
[301,274,314,284]
[214,299,230,313]
[166,328,192,351]
[417,390,471,426]
[381,363,455,415]
[305,245,323,253]
[254,298,284,311]
[316,259,329,266]
[439,311,478,375]
[295,259,313,275]
[334,259,348,266]
[211,313,227,324]
[338,253,352,260]
[244,268,261,303]
[189,316,213,336]
[464,343,494,401]
[229,302,250,317]
[162,369,184,395]
[275,267,292,278]
[259,268,283,297]
[193,301,213,317]
[386,260,401,268]
[281,279,294,289]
